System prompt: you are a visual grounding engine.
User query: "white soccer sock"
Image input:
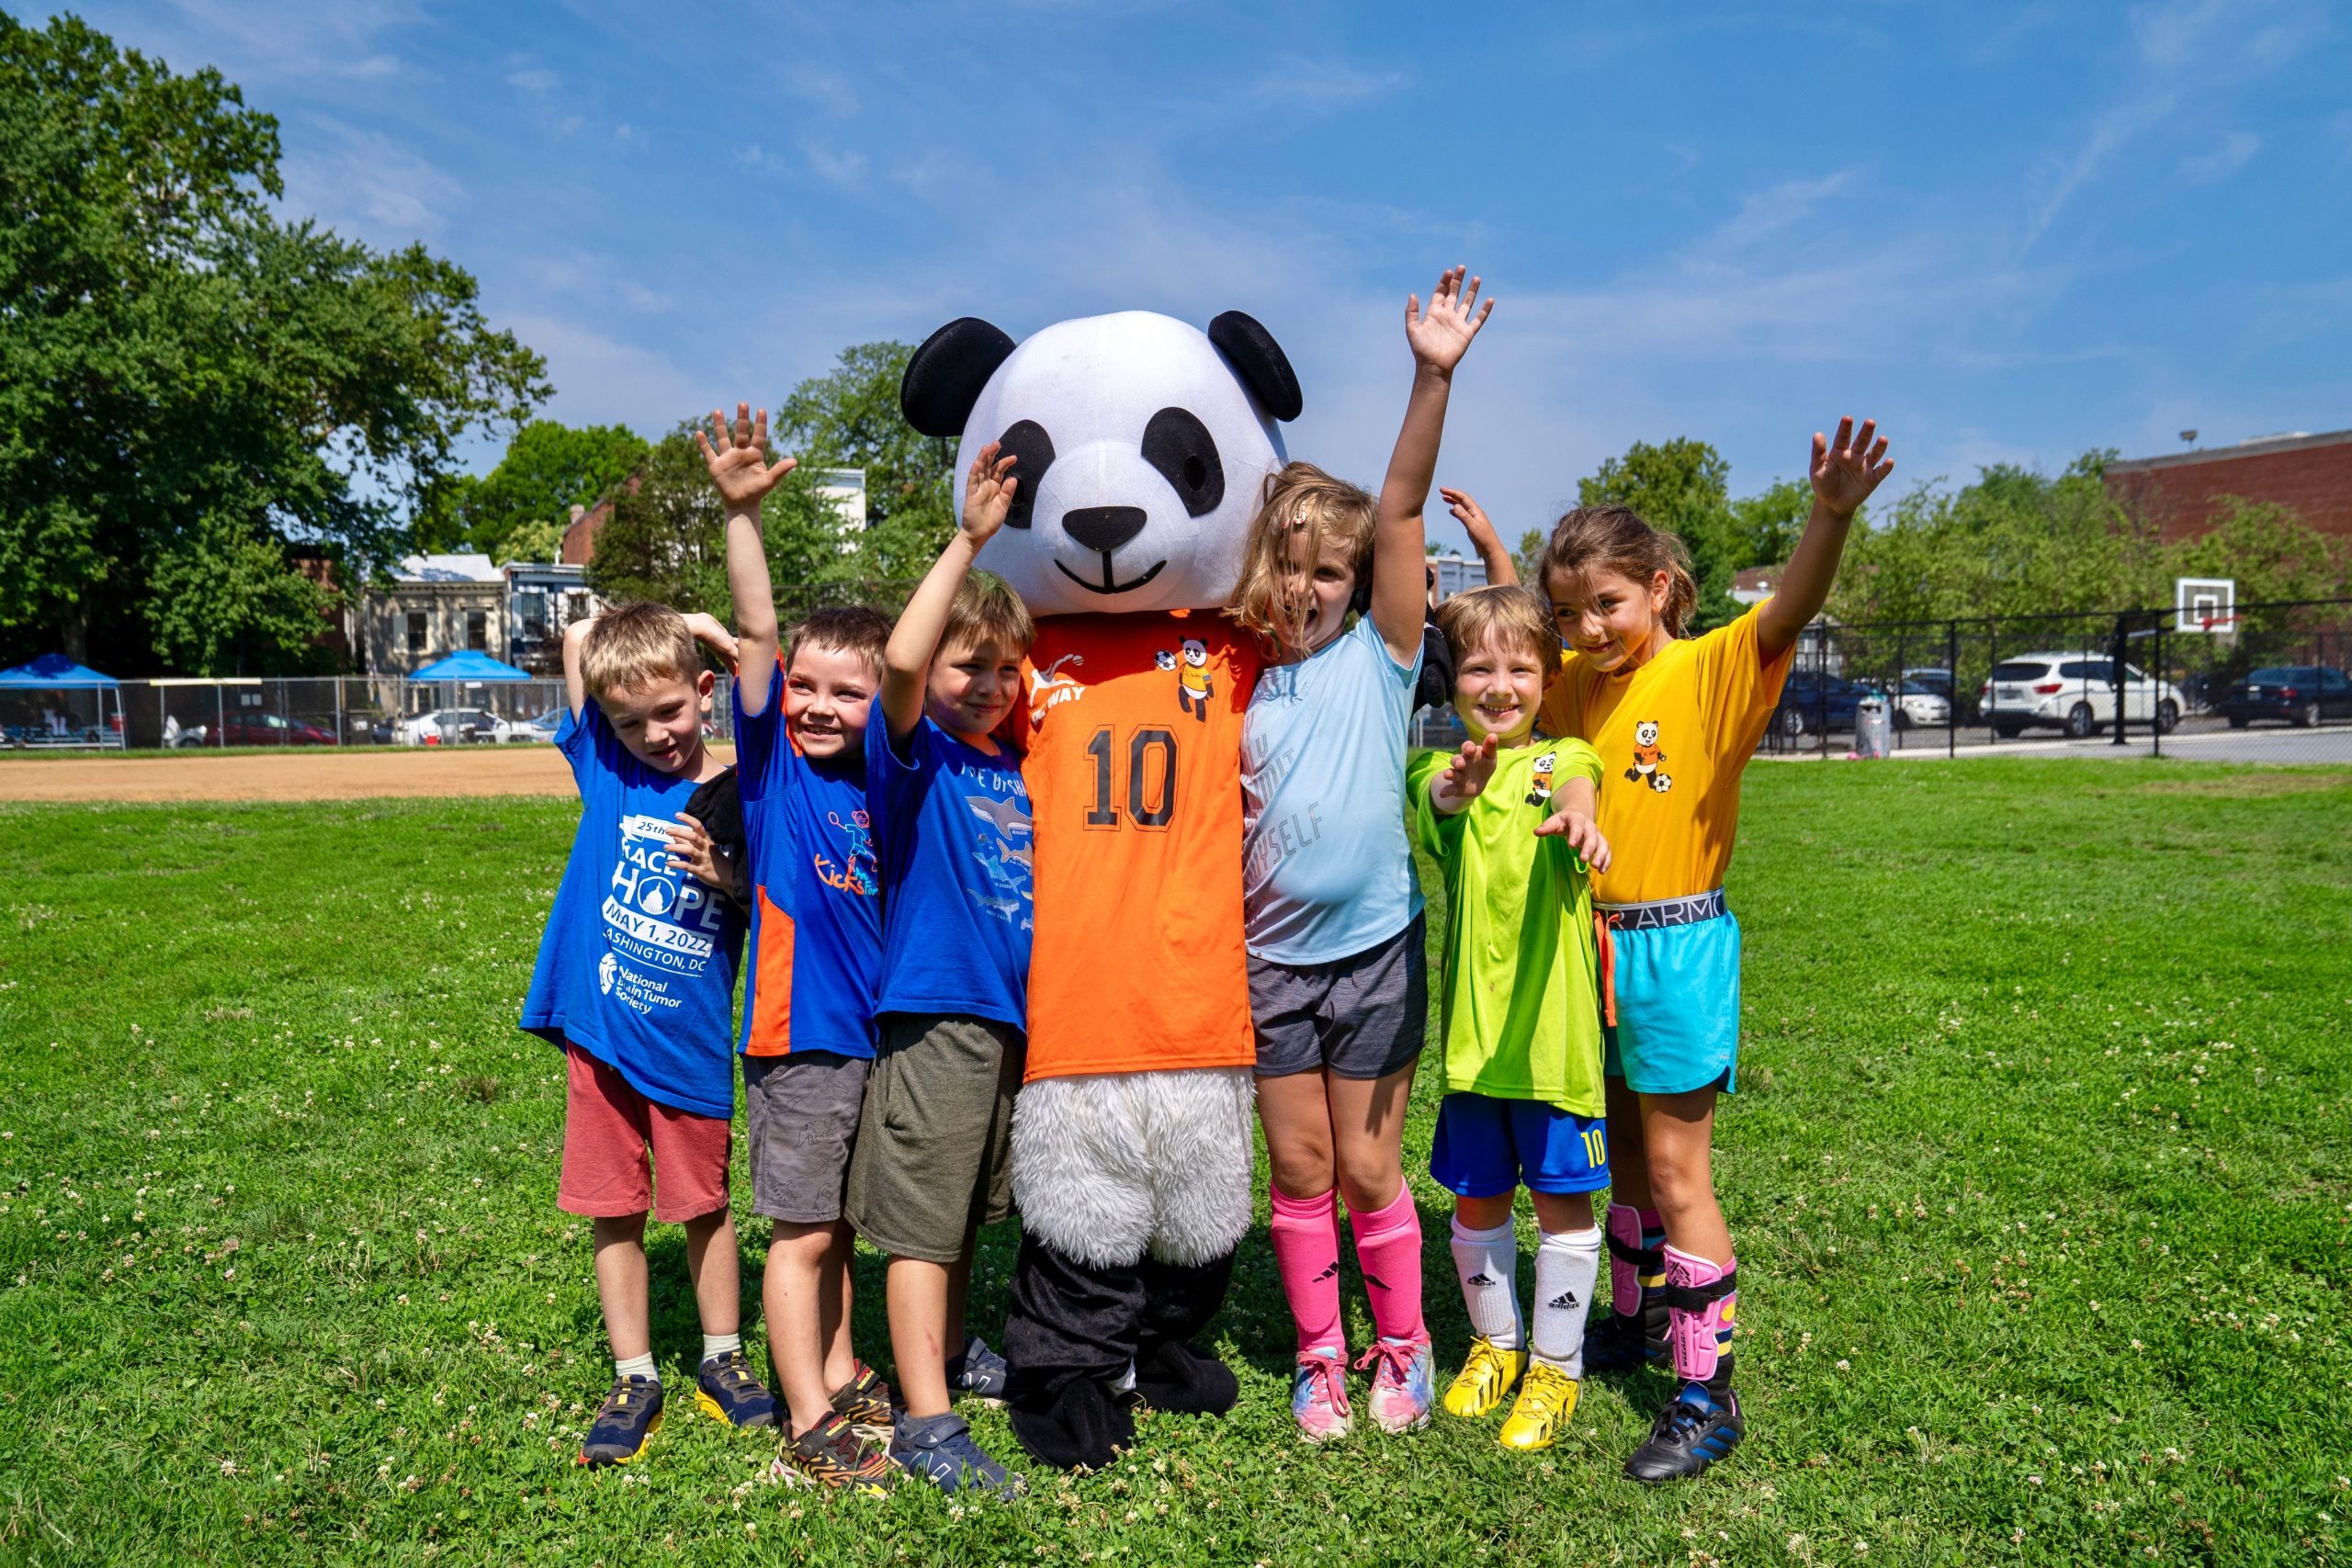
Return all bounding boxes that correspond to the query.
[1532,1226,1602,1376]
[616,1350,659,1383]
[1450,1217,1523,1350]
[701,1331,741,1366]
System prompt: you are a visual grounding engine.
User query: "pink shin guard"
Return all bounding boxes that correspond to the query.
[1663,1245,1736,1382]
[1605,1203,1664,1318]
[1269,1186,1346,1355]
[1349,1186,1427,1345]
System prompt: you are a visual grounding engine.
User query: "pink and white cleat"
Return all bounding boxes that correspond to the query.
[1290,1347,1352,1443]
[1360,1336,1435,1434]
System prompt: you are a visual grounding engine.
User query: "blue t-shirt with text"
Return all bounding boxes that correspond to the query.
[866,715,1031,1030]
[1241,613,1424,964]
[520,704,746,1118]
[734,671,882,1059]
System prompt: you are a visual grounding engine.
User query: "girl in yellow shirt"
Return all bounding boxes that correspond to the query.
[1524,416,1894,1484]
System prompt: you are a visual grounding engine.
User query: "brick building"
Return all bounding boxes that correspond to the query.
[2103,428,2352,543]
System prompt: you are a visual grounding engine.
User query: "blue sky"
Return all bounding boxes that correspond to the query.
[54,0,2352,553]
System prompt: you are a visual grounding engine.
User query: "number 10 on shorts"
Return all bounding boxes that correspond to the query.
[1580,1125,1607,1171]
[1083,726,1177,831]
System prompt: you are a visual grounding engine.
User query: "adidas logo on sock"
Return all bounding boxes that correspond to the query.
[1464,1273,1497,1288]
[1547,1291,1580,1310]
[1311,1263,1339,1282]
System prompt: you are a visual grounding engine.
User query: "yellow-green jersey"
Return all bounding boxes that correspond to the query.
[1406,738,1607,1117]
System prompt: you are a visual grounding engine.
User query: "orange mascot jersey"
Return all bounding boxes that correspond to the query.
[1018,611,1261,1082]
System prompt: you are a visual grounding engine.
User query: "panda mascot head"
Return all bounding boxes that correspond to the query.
[900,310,1301,614]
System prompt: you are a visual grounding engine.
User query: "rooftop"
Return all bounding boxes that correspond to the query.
[2107,427,2352,474]
[391,553,502,584]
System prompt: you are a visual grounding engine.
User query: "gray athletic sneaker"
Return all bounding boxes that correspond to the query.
[889,1412,1025,1498]
[945,1335,1011,1404]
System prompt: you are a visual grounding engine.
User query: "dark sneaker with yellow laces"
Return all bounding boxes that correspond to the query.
[1624,1382,1744,1484]
[770,1411,898,1495]
[945,1335,1011,1404]
[890,1412,1025,1498]
[695,1349,778,1428]
[578,1374,663,1467]
[830,1361,899,1444]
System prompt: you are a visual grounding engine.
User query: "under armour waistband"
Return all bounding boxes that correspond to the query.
[1594,888,1727,931]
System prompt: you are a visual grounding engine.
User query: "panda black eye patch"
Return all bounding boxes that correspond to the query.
[993,420,1055,529]
[1140,407,1226,518]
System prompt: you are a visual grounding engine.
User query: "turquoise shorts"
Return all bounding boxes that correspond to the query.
[1600,896,1741,1096]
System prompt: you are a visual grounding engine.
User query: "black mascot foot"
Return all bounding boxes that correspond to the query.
[1010,1373,1134,1472]
[1133,1340,1238,1416]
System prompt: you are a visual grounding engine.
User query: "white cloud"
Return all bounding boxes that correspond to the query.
[1246,57,1409,107]
[804,142,870,187]
[278,120,463,241]
[507,67,559,95]
[500,313,707,434]
[2179,129,2261,181]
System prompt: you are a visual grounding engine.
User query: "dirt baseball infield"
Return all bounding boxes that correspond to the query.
[0,745,734,803]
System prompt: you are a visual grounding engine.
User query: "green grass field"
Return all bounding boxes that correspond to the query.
[3,761,2348,1566]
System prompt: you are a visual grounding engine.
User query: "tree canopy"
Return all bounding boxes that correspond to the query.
[0,13,547,673]
[422,420,648,562]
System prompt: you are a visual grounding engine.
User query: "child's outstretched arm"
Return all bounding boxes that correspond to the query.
[695,401,798,716]
[1371,265,1496,663]
[1437,487,1519,588]
[681,611,740,672]
[1533,776,1611,874]
[1427,732,1499,816]
[561,615,594,720]
[1758,416,1894,659]
[879,443,1017,747]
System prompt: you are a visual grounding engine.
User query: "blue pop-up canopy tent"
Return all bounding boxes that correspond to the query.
[410,649,532,682]
[0,652,119,687]
[0,653,122,747]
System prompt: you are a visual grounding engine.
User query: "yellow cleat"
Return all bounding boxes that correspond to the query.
[1498,1362,1580,1451]
[1442,1336,1527,1419]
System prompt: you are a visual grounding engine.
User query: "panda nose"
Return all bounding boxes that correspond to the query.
[1061,505,1147,555]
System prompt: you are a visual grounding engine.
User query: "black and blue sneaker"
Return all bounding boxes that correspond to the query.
[578,1374,664,1467]
[889,1412,1026,1498]
[945,1335,1011,1405]
[695,1349,778,1428]
[1623,1382,1744,1484]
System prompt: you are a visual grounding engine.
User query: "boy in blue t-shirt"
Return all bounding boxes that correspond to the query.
[687,404,900,1493]
[843,439,1035,1497]
[519,599,777,1467]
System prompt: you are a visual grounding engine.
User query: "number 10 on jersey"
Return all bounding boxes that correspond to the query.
[1083,726,1177,831]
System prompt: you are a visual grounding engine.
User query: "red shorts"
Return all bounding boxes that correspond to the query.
[558,1044,732,1224]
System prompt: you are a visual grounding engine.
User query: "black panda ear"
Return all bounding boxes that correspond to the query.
[1207,310,1303,423]
[901,318,1017,437]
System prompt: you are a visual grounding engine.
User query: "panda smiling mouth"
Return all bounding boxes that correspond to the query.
[1055,555,1169,595]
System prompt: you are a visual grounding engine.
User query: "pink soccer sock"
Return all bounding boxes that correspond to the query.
[1269,1185,1346,1356]
[1349,1185,1428,1345]
[1663,1244,1737,1383]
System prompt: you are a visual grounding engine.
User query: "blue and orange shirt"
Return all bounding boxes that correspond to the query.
[733,671,883,1060]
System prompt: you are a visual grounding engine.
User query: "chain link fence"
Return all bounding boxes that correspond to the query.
[1758,597,2352,762]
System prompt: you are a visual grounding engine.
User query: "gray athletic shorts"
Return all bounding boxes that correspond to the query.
[742,1050,870,1226]
[843,1013,1023,1265]
[1250,913,1429,1081]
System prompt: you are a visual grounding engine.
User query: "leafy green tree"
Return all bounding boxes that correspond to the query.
[422,419,648,560]
[0,14,547,673]
[775,342,956,584]
[2166,498,2351,608]
[1726,478,1813,573]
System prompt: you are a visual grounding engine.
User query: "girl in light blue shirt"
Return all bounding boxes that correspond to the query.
[1227,265,1493,1442]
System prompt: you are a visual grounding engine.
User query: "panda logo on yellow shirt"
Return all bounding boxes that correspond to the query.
[1626,720,1673,794]
[1525,749,1557,807]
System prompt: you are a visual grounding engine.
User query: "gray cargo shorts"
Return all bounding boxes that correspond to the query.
[843,1013,1023,1264]
[742,1050,870,1225]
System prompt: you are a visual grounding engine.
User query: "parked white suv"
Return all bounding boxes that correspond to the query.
[390,707,520,745]
[1980,651,2183,739]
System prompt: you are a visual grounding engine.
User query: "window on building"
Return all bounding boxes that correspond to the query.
[467,610,488,651]
[406,612,427,654]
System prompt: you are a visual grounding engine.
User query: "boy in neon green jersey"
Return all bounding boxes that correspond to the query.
[1407,585,1612,1453]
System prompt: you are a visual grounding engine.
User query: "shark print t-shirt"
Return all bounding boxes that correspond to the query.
[520,702,747,1119]
[866,714,1032,1031]
[733,671,883,1060]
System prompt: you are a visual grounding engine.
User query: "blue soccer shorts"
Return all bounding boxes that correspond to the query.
[1601,901,1742,1096]
[1430,1092,1609,1198]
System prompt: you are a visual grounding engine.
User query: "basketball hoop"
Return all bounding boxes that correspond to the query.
[2175,576,2236,636]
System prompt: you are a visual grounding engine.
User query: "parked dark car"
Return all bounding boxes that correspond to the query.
[2221,665,2352,728]
[215,712,335,746]
[1771,671,1869,736]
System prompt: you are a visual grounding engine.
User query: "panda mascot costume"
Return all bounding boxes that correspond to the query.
[900,309,1300,1470]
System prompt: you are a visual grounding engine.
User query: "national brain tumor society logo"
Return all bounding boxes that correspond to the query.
[599,952,617,996]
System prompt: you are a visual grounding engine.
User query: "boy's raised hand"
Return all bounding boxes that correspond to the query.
[1430,732,1500,815]
[959,441,1019,547]
[1809,416,1894,520]
[1405,265,1495,377]
[695,401,798,511]
[681,611,740,671]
